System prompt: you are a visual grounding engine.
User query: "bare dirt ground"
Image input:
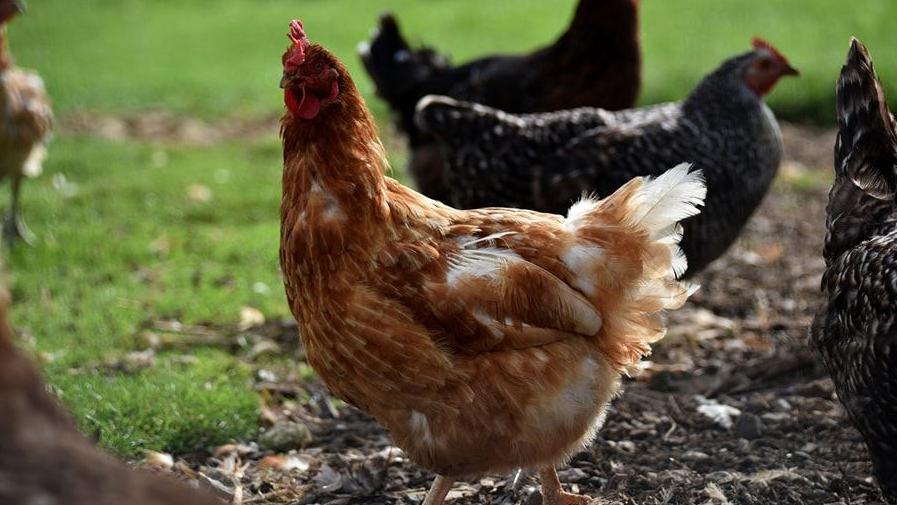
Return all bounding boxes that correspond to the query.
[60,110,281,146]
[140,123,888,504]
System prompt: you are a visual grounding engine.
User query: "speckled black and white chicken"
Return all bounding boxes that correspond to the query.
[811,38,897,504]
[416,39,797,276]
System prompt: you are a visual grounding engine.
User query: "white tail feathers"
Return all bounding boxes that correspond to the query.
[629,164,706,278]
[629,164,706,234]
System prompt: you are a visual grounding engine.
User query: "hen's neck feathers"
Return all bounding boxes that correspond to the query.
[682,53,758,115]
[280,64,390,230]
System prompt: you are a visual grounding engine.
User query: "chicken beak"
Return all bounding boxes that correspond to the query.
[281,72,306,90]
[280,74,295,90]
[782,63,799,77]
[12,0,25,13]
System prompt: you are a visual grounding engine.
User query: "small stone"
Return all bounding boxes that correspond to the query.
[614,440,637,453]
[800,443,818,453]
[589,476,607,489]
[557,467,589,483]
[733,412,764,440]
[760,412,790,423]
[259,421,313,451]
[524,490,542,505]
[682,450,710,461]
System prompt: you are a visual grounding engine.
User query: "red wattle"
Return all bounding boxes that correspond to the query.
[285,86,322,119]
[285,88,302,116]
[297,91,322,119]
[284,82,336,120]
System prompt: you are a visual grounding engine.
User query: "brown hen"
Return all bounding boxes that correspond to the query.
[279,20,705,505]
[0,0,52,246]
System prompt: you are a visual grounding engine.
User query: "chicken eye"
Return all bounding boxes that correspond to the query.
[314,62,324,72]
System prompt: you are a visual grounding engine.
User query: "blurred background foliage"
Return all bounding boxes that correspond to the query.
[14,0,896,122]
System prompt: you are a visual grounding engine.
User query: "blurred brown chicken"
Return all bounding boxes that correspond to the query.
[0,285,222,504]
[280,20,704,505]
[0,0,52,246]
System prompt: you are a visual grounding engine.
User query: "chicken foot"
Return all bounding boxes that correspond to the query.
[2,175,34,247]
[540,466,593,505]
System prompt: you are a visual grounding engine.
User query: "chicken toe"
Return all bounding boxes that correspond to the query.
[2,208,34,247]
[539,467,594,505]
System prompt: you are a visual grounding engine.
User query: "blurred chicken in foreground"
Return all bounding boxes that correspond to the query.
[280,19,704,505]
[359,0,641,204]
[812,38,897,504]
[0,0,51,246]
[0,283,223,503]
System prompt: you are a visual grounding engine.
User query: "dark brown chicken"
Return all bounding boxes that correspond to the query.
[358,0,641,203]
[281,19,703,505]
[0,287,222,504]
[812,38,897,504]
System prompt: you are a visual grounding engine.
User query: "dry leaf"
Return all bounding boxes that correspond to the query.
[213,443,257,458]
[238,307,265,331]
[51,173,79,198]
[695,396,741,429]
[754,243,785,264]
[141,450,174,471]
[187,184,213,203]
[258,454,312,472]
[150,234,171,256]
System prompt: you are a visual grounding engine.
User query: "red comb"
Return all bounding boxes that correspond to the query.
[285,19,309,70]
[751,37,790,64]
[289,20,306,46]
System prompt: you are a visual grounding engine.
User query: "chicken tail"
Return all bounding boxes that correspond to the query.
[358,13,448,137]
[834,37,897,200]
[822,38,897,263]
[565,164,706,370]
[415,95,522,147]
[620,163,707,278]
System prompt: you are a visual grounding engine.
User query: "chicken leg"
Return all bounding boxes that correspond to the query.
[3,175,34,247]
[422,475,455,505]
[540,466,593,505]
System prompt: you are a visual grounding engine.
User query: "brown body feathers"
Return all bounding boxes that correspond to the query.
[279,24,705,492]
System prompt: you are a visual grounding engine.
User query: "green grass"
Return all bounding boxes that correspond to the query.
[8,136,287,456]
[61,351,257,456]
[5,0,893,458]
[10,0,897,123]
